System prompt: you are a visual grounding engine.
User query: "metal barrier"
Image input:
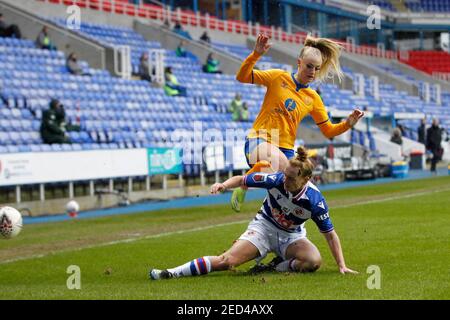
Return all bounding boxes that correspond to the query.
[148,49,165,85]
[35,0,397,59]
[113,45,131,79]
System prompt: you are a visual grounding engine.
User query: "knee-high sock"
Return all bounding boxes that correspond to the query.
[167,256,212,278]
[246,160,273,175]
[240,161,273,190]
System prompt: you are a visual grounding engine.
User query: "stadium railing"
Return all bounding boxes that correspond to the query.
[34,0,397,60]
[433,72,450,82]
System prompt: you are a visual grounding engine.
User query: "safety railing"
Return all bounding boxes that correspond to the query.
[36,0,397,60]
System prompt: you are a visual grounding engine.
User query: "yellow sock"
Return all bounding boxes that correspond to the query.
[246,160,273,175]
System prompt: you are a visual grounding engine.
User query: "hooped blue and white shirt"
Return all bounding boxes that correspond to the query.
[243,172,334,234]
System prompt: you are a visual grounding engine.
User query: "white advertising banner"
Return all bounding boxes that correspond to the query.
[0,149,148,186]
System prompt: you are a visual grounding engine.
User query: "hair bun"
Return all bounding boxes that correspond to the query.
[296,146,308,162]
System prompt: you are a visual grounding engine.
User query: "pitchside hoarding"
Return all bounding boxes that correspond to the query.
[0,148,183,187]
[147,147,182,175]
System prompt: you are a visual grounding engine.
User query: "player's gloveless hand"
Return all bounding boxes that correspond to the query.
[254,33,272,56]
[339,266,359,274]
[346,109,365,127]
[210,183,226,194]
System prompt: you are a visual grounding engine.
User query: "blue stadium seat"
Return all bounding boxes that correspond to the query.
[18,145,31,153]
[30,144,42,152]
[6,145,19,153]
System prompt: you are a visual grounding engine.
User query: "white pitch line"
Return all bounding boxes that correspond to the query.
[1,187,449,265]
[0,220,249,265]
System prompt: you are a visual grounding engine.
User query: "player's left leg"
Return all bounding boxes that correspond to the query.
[149,239,259,280]
[276,238,322,273]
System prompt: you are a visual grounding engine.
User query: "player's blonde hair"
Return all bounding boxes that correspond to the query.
[299,35,344,83]
[289,146,315,178]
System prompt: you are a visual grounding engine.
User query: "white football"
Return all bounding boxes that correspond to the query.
[0,206,23,239]
[66,200,80,214]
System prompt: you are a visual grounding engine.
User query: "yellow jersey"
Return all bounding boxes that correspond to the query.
[236,51,350,150]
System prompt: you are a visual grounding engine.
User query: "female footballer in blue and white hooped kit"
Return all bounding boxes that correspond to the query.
[149,147,358,280]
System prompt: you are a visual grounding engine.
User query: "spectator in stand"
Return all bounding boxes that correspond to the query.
[426,118,443,175]
[36,26,56,50]
[200,31,211,45]
[173,21,182,31]
[204,53,222,74]
[229,95,249,122]
[164,67,187,97]
[418,118,426,144]
[390,127,403,146]
[396,122,406,137]
[326,138,335,160]
[173,21,192,40]
[0,13,21,39]
[139,52,154,82]
[40,99,71,144]
[66,52,92,76]
[175,40,187,58]
[229,93,243,121]
[241,102,249,122]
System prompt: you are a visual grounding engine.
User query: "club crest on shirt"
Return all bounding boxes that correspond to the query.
[252,174,267,183]
[284,99,297,112]
[293,208,304,217]
[281,81,288,89]
[302,96,313,106]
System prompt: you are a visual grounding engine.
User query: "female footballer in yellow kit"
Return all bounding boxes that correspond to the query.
[231,33,364,212]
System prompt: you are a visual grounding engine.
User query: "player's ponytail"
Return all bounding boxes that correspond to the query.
[300,35,344,83]
[290,146,315,178]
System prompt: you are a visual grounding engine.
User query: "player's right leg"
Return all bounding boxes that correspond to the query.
[149,239,259,280]
[277,238,322,273]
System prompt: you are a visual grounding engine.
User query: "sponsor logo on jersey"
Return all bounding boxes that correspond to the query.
[284,99,297,112]
[268,174,277,182]
[317,212,329,221]
[318,201,326,209]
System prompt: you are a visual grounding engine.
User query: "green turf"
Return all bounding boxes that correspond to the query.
[0,176,449,299]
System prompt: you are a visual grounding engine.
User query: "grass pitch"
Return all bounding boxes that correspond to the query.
[0,176,449,300]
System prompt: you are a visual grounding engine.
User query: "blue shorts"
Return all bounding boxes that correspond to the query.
[244,137,295,167]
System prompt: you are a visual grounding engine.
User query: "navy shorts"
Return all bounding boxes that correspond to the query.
[244,137,295,167]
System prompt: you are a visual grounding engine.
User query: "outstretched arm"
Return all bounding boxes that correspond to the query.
[211,172,284,194]
[322,230,358,274]
[210,176,244,194]
[315,109,365,139]
[236,33,272,84]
